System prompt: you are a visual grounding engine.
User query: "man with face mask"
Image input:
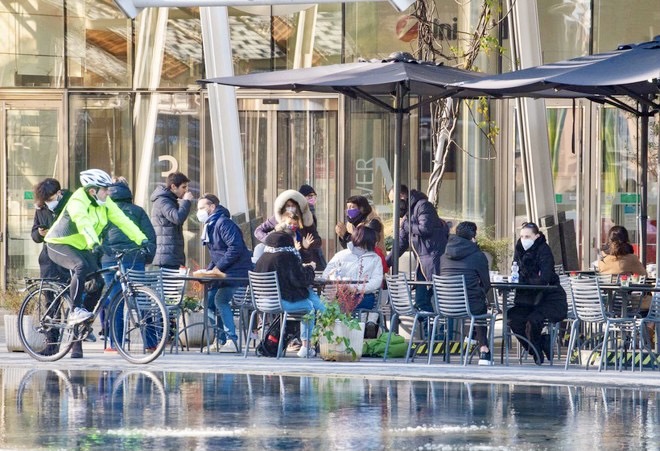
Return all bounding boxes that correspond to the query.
[45,169,148,358]
[32,178,72,280]
[386,185,449,313]
[194,194,253,353]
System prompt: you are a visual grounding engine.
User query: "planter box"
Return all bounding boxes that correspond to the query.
[5,314,47,353]
[319,321,365,362]
[179,311,215,347]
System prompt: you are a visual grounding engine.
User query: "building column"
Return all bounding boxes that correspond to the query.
[200,6,249,216]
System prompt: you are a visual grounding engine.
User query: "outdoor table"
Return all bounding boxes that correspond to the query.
[490,282,561,366]
[170,275,249,354]
[599,282,660,354]
[312,277,364,296]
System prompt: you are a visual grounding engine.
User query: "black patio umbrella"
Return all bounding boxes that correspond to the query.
[201,52,484,273]
[453,38,660,265]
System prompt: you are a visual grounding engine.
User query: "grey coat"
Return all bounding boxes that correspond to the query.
[150,185,192,267]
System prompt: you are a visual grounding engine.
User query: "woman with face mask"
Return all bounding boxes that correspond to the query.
[323,224,383,310]
[508,222,567,365]
[254,189,324,270]
[335,195,385,254]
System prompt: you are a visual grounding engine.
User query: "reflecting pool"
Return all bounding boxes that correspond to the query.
[2,368,659,450]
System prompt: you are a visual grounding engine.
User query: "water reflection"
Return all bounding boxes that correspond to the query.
[2,368,660,450]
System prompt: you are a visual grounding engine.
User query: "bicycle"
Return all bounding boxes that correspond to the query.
[17,247,169,364]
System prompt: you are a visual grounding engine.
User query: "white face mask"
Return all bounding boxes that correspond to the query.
[521,238,535,250]
[197,210,209,223]
[45,199,59,211]
[285,206,297,214]
[94,196,106,206]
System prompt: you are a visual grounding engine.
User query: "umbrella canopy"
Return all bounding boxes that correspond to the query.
[453,37,660,266]
[453,37,660,113]
[200,53,484,272]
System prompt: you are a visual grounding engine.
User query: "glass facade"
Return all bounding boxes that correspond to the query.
[0,0,659,287]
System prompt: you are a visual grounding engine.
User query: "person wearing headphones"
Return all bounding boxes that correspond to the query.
[45,169,148,358]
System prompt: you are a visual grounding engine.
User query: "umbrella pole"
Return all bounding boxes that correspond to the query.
[391,84,404,275]
[640,104,649,265]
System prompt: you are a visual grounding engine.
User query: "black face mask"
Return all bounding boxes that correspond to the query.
[398,198,408,218]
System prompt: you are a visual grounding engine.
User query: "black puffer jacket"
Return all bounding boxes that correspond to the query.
[254,231,315,302]
[31,189,72,279]
[513,233,567,314]
[101,183,156,266]
[440,234,491,312]
[150,185,192,267]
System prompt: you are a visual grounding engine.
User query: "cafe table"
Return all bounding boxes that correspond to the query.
[490,282,562,366]
[170,274,249,354]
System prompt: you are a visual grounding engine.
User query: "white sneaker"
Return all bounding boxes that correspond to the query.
[219,341,239,353]
[297,346,316,358]
[68,307,93,325]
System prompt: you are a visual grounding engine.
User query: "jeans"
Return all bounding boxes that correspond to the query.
[102,260,147,348]
[281,289,326,341]
[355,292,376,310]
[207,284,239,342]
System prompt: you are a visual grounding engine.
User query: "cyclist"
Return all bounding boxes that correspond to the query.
[45,169,148,358]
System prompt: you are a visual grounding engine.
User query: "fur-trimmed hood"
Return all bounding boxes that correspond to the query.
[273,189,313,227]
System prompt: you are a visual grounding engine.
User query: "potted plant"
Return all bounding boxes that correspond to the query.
[179,295,214,347]
[311,283,366,362]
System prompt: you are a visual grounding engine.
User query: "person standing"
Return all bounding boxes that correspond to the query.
[254,189,324,270]
[299,184,327,269]
[150,172,194,269]
[386,185,449,313]
[45,169,148,359]
[100,177,157,351]
[509,222,567,365]
[335,195,385,254]
[31,178,72,280]
[440,221,493,365]
[194,194,253,353]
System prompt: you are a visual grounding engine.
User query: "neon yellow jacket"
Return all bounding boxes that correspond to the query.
[45,187,147,250]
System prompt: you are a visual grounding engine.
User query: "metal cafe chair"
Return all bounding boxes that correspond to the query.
[231,285,253,352]
[160,267,189,352]
[431,274,496,366]
[638,289,660,371]
[383,273,437,363]
[245,271,308,359]
[566,276,639,371]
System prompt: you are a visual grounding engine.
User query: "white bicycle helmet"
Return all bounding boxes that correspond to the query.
[80,169,113,188]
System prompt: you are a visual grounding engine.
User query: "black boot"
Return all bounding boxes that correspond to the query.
[70,341,83,359]
[540,334,552,361]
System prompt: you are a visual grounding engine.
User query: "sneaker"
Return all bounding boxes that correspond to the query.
[104,347,118,354]
[219,340,239,353]
[68,307,93,325]
[287,338,302,353]
[297,346,316,358]
[202,339,220,353]
[478,351,493,366]
[84,331,97,342]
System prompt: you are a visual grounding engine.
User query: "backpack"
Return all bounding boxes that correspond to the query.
[255,316,300,357]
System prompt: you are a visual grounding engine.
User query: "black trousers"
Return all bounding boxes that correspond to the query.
[508,301,566,352]
[46,243,102,310]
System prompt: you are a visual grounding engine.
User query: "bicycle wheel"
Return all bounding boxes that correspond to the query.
[18,283,75,362]
[108,285,169,364]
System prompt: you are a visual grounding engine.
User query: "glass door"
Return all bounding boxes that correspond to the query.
[238,95,339,258]
[0,98,65,288]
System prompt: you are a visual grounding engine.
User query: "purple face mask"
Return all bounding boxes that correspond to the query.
[346,208,361,220]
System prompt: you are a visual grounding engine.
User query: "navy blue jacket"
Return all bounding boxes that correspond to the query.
[150,185,192,267]
[204,205,253,285]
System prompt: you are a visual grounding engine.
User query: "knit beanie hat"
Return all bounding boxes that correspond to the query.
[298,184,316,197]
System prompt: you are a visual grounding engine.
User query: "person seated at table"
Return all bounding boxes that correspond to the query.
[196,193,253,353]
[597,225,646,277]
[335,195,385,254]
[440,221,493,365]
[254,230,325,358]
[509,222,567,365]
[322,224,383,311]
[598,225,651,341]
[254,189,325,270]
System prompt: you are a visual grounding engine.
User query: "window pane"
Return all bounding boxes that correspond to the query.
[160,8,204,88]
[0,1,64,87]
[593,0,660,52]
[67,0,132,88]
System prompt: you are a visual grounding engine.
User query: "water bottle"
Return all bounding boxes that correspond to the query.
[510,261,519,284]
